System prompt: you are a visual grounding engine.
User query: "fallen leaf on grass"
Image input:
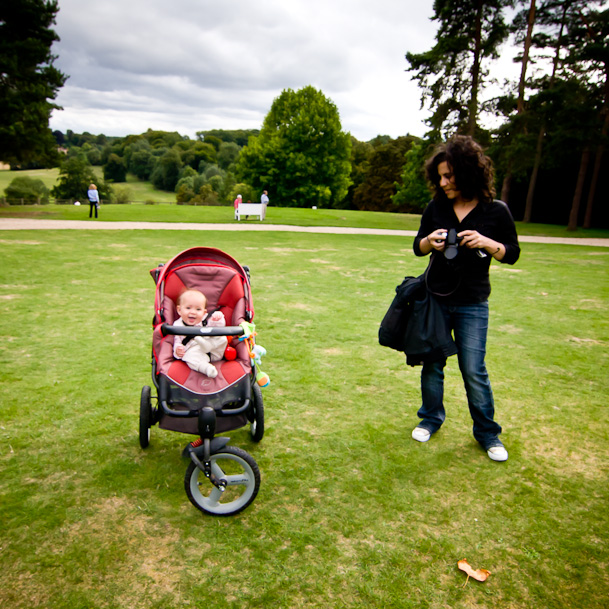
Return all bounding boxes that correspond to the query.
[458,559,491,585]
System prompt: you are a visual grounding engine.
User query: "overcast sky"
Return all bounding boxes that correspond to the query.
[49,0,519,142]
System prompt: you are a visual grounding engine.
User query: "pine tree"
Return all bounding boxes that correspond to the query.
[405,0,511,139]
[0,0,67,165]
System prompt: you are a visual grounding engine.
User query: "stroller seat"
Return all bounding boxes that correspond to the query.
[153,264,251,394]
[150,248,255,434]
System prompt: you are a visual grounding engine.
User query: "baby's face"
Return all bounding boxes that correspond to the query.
[176,292,207,326]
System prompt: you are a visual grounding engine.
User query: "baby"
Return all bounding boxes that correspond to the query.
[172,289,228,378]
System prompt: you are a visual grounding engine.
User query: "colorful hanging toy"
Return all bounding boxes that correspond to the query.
[239,322,270,387]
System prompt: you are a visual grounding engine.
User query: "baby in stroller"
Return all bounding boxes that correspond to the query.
[173,288,228,378]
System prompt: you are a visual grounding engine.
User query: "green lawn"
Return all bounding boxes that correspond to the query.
[0,227,607,608]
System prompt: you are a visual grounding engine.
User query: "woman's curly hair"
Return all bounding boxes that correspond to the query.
[425,135,496,204]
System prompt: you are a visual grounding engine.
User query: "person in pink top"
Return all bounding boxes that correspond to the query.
[233,194,242,220]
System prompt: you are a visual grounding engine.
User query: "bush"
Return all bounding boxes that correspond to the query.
[4,176,50,204]
[228,183,257,204]
[111,186,133,204]
[177,183,220,205]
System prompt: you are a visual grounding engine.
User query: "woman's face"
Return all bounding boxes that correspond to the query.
[437,161,460,201]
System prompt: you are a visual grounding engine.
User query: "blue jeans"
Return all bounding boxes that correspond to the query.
[417,301,503,449]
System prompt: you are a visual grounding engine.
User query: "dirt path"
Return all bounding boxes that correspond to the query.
[1,218,608,247]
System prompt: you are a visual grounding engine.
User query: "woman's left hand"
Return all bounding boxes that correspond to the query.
[458,230,489,250]
[458,230,504,259]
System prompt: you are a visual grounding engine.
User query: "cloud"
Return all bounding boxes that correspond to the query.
[49,0,444,140]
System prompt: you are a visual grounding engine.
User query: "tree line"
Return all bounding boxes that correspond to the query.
[404,0,609,230]
[1,0,608,228]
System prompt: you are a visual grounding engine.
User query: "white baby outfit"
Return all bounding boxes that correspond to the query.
[173,311,228,378]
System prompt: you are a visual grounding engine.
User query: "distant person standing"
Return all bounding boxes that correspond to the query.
[87,184,100,218]
[233,194,242,220]
[261,190,269,206]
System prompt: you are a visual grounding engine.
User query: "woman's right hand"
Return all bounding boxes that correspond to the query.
[422,229,448,253]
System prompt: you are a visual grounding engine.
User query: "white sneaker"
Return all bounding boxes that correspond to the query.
[412,427,431,443]
[487,445,508,462]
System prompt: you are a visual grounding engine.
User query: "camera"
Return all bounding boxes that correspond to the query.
[444,228,462,260]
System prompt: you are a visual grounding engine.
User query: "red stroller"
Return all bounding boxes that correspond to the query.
[139,247,267,515]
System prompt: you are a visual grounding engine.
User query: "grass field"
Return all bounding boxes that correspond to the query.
[0,226,607,609]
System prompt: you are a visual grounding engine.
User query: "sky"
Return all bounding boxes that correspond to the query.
[48,0,521,143]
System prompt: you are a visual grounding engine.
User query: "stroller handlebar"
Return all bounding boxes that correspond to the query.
[160,323,246,338]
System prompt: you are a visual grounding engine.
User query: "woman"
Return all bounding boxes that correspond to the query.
[412,135,520,462]
[87,183,100,218]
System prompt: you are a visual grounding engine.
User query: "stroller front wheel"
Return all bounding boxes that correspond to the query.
[185,446,260,516]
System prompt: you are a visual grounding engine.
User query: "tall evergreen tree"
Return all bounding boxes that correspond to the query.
[0,0,67,165]
[519,0,603,223]
[497,0,537,205]
[565,7,609,229]
[406,0,511,139]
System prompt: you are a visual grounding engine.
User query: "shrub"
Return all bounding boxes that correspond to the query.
[228,183,257,204]
[111,186,133,204]
[4,176,50,204]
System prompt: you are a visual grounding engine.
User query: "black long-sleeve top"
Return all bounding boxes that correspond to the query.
[413,199,521,304]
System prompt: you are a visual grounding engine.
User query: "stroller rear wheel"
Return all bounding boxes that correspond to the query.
[139,385,152,449]
[249,384,265,442]
[185,446,260,516]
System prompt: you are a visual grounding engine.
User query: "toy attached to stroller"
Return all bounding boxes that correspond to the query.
[139,247,269,516]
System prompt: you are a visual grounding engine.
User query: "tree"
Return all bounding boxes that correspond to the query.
[103,153,127,182]
[392,140,434,212]
[0,0,67,166]
[236,86,352,207]
[197,129,260,147]
[520,0,603,224]
[51,157,109,201]
[565,7,609,229]
[352,137,415,211]
[217,142,241,170]
[150,149,182,191]
[496,0,537,205]
[342,137,373,209]
[124,138,156,180]
[406,0,511,139]
[143,130,186,149]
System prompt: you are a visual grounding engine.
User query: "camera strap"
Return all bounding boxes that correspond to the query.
[424,252,461,297]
